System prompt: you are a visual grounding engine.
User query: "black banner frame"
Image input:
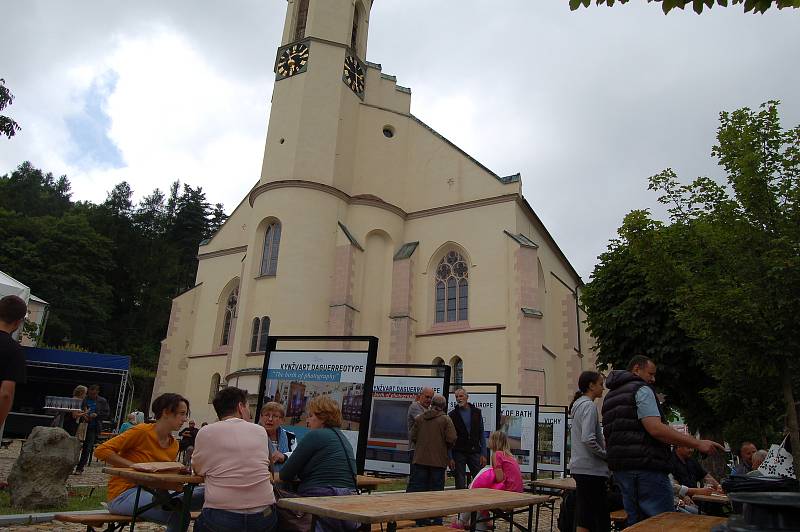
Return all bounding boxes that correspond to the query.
[536,403,570,478]
[500,394,541,480]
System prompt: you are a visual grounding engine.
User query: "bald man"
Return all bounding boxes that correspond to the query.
[408,387,434,445]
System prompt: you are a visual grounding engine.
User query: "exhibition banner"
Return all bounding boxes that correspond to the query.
[365,371,449,474]
[256,336,378,473]
[500,400,539,474]
[537,407,568,473]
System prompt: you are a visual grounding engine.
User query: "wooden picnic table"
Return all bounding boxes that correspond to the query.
[692,493,729,505]
[277,488,550,532]
[531,477,576,491]
[102,467,203,531]
[624,512,726,530]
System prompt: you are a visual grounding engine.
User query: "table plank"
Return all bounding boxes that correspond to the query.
[624,512,726,531]
[692,493,729,504]
[277,489,549,523]
[102,467,204,489]
[271,472,394,489]
[531,478,576,491]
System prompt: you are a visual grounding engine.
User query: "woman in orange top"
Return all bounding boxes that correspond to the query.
[94,393,204,531]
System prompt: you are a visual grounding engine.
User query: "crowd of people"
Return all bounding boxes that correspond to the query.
[568,355,771,530]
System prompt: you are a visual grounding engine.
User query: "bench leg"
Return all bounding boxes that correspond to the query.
[130,486,141,531]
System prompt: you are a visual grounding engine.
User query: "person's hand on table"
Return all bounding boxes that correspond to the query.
[681,496,695,507]
[270,450,286,464]
[694,487,714,497]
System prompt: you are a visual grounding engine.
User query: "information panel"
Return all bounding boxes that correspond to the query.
[365,370,449,475]
[500,400,539,474]
[537,407,568,473]
[256,336,378,474]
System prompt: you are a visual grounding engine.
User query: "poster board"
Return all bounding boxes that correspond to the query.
[500,395,540,475]
[536,405,569,474]
[365,364,451,475]
[255,336,378,474]
[448,383,501,458]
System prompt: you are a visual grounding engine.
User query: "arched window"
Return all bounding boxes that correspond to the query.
[250,318,261,352]
[350,4,361,51]
[294,0,309,41]
[432,357,446,378]
[259,316,271,351]
[209,373,221,403]
[450,356,463,385]
[220,288,238,346]
[260,222,281,276]
[435,251,468,323]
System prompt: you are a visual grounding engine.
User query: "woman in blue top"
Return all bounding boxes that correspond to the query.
[259,401,297,472]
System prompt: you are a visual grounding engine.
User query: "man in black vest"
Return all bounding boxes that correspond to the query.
[448,388,486,489]
[602,355,723,526]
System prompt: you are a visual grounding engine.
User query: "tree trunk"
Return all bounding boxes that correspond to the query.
[780,368,800,474]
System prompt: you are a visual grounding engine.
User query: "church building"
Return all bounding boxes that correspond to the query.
[153,0,596,423]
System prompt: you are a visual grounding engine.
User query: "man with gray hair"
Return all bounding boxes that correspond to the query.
[407,387,434,443]
[407,394,457,526]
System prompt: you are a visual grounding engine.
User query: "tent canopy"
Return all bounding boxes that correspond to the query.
[25,347,131,371]
[0,270,30,301]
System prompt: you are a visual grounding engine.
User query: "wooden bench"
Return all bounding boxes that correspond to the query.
[54,510,200,531]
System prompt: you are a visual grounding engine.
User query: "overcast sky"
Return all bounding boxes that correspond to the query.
[3,1,798,279]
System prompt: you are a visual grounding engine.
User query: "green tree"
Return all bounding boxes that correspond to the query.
[569,0,799,15]
[0,79,21,139]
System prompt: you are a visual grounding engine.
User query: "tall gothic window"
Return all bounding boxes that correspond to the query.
[260,222,281,276]
[435,251,468,323]
[259,316,271,351]
[220,288,238,346]
[432,357,446,378]
[350,4,360,51]
[450,356,464,385]
[250,318,260,352]
[209,373,221,403]
[294,0,309,41]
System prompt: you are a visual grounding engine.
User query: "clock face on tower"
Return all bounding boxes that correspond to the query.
[275,42,310,80]
[342,54,365,97]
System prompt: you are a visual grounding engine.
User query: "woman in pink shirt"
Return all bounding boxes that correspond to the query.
[191,387,277,532]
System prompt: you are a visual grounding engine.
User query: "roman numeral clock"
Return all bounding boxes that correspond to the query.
[342,53,366,99]
[275,41,310,80]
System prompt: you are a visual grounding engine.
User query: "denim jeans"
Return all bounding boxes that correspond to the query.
[107,486,205,532]
[452,450,482,489]
[614,470,674,526]
[194,506,278,532]
[406,464,446,525]
[75,428,98,471]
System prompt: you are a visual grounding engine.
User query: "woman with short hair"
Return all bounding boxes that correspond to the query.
[279,395,359,531]
[259,401,297,472]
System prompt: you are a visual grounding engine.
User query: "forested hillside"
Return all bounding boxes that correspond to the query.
[0,161,227,370]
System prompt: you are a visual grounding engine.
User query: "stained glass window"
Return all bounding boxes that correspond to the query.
[434,251,468,323]
[260,222,281,276]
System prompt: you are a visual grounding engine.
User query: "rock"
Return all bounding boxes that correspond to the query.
[8,426,81,509]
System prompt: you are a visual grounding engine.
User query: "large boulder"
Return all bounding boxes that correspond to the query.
[8,426,80,509]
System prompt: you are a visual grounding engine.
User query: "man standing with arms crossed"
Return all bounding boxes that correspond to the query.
[448,387,487,489]
[603,355,724,526]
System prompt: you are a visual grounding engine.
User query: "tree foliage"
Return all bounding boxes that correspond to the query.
[584,101,799,464]
[0,79,21,139]
[0,162,228,370]
[569,0,799,15]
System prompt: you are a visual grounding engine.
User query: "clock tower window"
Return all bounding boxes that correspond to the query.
[294,0,309,41]
[350,3,361,52]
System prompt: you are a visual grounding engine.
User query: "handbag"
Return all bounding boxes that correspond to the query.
[758,436,796,479]
[75,420,88,442]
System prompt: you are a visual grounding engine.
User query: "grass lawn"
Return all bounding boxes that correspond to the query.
[0,486,107,515]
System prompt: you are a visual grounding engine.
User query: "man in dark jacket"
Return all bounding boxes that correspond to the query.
[408,394,457,526]
[75,384,111,474]
[448,387,487,489]
[602,355,723,526]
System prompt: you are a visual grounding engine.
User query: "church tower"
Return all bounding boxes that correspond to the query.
[260,0,373,191]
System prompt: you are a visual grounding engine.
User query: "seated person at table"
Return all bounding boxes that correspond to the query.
[746,450,768,476]
[259,401,297,472]
[192,386,277,532]
[279,395,359,531]
[94,393,204,532]
[733,441,757,475]
[669,445,722,514]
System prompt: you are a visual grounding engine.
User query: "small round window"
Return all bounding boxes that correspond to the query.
[382,125,395,138]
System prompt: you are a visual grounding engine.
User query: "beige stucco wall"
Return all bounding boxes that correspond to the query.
[153,0,595,419]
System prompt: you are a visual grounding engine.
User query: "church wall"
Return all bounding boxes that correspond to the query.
[184,355,228,425]
[152,285,202,401]
[355,230,393,358]
[196,196,251,254]
[191,255,244,356]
